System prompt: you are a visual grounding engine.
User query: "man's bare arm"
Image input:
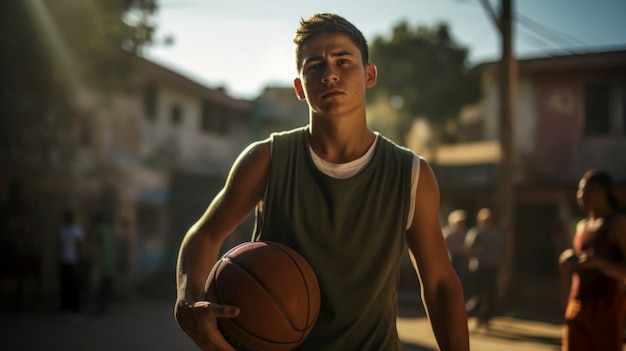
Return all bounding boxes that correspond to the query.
[406,159,469,351]
[174,140,270,350]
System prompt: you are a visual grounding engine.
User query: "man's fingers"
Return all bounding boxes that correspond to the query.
[194,301,239,318]
[188,302,239,351]
[175,300,240,350]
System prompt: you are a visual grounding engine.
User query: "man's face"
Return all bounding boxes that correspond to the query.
[294,33,376,118]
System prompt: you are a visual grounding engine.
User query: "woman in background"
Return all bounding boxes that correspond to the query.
[560,170,626,351]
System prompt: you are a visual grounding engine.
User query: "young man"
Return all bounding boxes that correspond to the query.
[175,13,469,351]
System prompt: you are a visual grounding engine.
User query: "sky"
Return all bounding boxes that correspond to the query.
[144,0,626,100]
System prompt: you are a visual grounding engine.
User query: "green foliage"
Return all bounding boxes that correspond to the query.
[369,21,481,138]
[43,0,160,92]
[0,0,160,173]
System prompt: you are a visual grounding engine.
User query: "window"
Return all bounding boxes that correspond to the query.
[201,100,214,131]
[218,111,230,134]
[583,82,611,136]
[583,81,626,137]
[144,84,158,120]
[201,99,230,135]
[170,104,183,126]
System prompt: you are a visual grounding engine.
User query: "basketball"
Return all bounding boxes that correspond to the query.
[204,241,321,351]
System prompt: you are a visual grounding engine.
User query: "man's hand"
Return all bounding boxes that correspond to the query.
[175,299,240,351]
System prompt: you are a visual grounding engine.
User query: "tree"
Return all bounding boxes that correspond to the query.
[0,0,160,177]
[368,22,481,143]
[42,0,160,92]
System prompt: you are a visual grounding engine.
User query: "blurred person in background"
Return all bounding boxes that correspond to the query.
[115,216,134,301]
[559,170,626,351]
[464,208,507,329]
[443,209,469,295]
[93,214,116,314]
[58,209,84,322]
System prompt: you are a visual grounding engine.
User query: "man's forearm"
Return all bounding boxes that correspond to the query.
[423,277,469,351]
[176,229,223,302]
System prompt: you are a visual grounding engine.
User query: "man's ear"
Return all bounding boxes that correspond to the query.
[365,63,377,88]
[293,78,306,101]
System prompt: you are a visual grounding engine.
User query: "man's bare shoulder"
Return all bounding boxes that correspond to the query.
[226,139,271,193]
[416,156,438,190]
[235,139,271,167]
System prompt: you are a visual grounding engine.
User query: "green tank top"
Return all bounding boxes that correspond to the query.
[253,126,414,350]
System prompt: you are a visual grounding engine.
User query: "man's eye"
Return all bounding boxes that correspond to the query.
[307,63,321,71]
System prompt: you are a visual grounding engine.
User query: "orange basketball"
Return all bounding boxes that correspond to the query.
[204,241,320,351]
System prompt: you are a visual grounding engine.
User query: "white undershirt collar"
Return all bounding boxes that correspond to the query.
[308,134,379,179]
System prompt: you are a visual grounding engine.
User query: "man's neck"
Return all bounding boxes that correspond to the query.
[308,117,375,164]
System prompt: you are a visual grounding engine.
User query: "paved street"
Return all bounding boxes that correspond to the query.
[1,295,198,351]
[398,315,562,351]
[0,290,571,351]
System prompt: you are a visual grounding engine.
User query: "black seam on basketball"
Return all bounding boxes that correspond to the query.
[209,259,224,302]
[221,255,307,344]
[266,242,317,339]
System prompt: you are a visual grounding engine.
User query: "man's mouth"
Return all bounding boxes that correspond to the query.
[321,88,343,98]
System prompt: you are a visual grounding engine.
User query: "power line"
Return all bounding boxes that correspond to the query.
[515,11,589,53]
[516,24,587,56]
[460,0,595,55]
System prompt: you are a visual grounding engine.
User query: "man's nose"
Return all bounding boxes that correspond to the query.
[321,66,339,83]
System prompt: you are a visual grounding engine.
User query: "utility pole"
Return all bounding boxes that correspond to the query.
[500,0,516,239]
[478,0,517,283]
[478,0,516,230]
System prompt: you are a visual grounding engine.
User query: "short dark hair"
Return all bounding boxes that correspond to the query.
[583,169,619,210]
[293,13,369,71]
